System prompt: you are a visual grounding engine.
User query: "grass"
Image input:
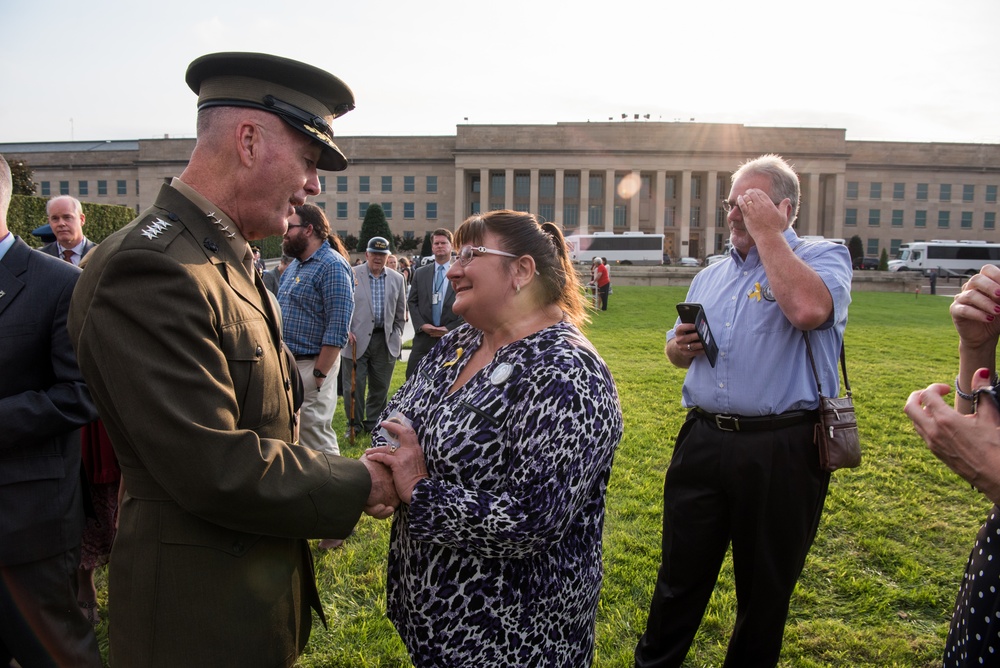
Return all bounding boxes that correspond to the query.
[91,286,983,667]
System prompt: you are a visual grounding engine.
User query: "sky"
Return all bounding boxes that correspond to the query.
[2,0,998,146]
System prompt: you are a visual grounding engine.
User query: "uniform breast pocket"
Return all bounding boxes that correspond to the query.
[221,319,281,429]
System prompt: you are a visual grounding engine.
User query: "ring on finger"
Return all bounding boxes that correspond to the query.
[686,343,691,351]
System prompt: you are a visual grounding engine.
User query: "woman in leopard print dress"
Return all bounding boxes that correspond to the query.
[368,210,623,667]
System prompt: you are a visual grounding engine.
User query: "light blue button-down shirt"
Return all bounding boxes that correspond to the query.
[666,228,853,415]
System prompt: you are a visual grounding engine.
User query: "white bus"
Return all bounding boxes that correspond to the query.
[888,240,1000,276]
[565,232,664,265]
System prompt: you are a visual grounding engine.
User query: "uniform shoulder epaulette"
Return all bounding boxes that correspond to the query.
[120,210,185,252]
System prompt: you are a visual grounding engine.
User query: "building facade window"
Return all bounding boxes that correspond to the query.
[893,183,905,200]
[79,181,88,196]
[60,181,69,195]
[691,176,701,200]
[382,202,392,218]
[98,180,107,196]
[337,176,347,193]
[868,209,881,226]
[359,176,370,193]
[938,211,950,228]
[987,185,998,203]
[986,212,997,230]
[870,182,882,200]
[563,203,578,227]
[845,208,857,226]
[846,182,858,199]
[404,231,415,240]
[916,210,927,227]
[614,205,627,227]
[917,183,928,201]
[890,239,903,255]
[961,211,973,229]
[664,176,676,200]
[117,180,126,195]
[514,173,530,198]
[404,176,415,193]
[564,174,579,198]
[588,174,603,199]
[588,205,603,227]
[940,184,952,202]
[404,202,414,219]
[40,181,50,196]
[867,238,879,256]
[690,206,700,228]
[426,176,437,193]
[426,202,437,219]
[336,202,347,219]
[382,176,392,193]
[964,184,975,202]
[318,176,325,193]
[539,204,554,222]
[665,205,675,227]
[892,210,904,227]
[539,174,555,198]
[316,202,325,210]
[359,202,369,218]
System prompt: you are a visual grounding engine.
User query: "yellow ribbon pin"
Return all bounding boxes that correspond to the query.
[747,282,762,302]
[442,347,464,368]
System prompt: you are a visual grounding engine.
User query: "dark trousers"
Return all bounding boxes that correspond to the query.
[342,331,395,433]
[405,330,438,380]
[635,414,829,668]
[598,283,610,310]
[0,547,102,668]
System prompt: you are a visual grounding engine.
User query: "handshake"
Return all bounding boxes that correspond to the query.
[359,413,428,519]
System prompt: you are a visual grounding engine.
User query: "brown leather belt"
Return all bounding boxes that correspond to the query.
[692,407,818,433]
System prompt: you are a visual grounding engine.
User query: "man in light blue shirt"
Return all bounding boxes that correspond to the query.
[636,155,853,668]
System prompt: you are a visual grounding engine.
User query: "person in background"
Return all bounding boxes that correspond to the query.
[385,253,398,272]
[40,195,96,266]
[635,154,852,667]
[367,210,623,666]
[906,263,1000,667]
[406,228,462,378]
[263,253,292,295]
[0,154,102,667]
[67,53,397,666]
[251,245,265,275]
[592,256,611,311]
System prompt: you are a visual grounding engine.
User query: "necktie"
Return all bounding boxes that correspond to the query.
[432,264,445,327]
[62,249,74,264]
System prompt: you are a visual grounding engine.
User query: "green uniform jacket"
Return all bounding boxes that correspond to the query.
[68,184,371,667]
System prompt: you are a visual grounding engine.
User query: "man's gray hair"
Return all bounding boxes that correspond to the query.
[46,194,84,216]
[0,155,11,221]
[732,154,800,223]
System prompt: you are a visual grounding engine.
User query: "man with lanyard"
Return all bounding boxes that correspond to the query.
[406,227,462,378]
[343,236,406,436]
[635,154,852,667]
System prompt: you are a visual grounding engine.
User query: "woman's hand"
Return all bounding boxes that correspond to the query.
[366,418,429,505]
[905,368,1000,505]
[951,265,1000,350]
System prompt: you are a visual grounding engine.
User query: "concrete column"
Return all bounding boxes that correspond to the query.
[529,168,539,214]
[479,168,488,214]
[680,170,692,257]
[605,169,615,233]
[505,168,514,210]
[805,172,821,236]
[454,167,464,228]
[555,168,565,228]
[832,173,846,239]
[579,169,590,233]
[654,170,666,235]
[629,169,641,231]
[704,170,718,255]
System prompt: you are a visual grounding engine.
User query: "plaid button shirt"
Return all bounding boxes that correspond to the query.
[277,244,354,354]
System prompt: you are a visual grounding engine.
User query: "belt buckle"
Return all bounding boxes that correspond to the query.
[714,414,740,432]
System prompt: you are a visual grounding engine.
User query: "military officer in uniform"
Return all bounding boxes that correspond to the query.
[68,52,398,667]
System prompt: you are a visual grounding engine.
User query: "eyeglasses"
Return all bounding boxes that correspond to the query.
[720,197,780,213]
[286,223,308,229]
[457,245,517,266]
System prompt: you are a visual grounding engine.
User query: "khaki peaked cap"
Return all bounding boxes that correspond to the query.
[186,52,355,171]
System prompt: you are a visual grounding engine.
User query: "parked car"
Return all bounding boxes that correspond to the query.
[705,254,728,266]
[853,257,880,270]
[679,257,701,267]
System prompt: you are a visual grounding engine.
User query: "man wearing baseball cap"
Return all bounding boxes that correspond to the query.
[343,236,407,438]
[68,53,398,666]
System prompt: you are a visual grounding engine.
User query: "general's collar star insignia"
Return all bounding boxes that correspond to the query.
[207,211,235,239]
[140,218,172,240]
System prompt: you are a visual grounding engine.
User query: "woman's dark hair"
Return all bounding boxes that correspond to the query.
[454,210,587,327]
[294,203,349,261]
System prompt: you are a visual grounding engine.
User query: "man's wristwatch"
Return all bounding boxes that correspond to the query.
[313,368,327,379]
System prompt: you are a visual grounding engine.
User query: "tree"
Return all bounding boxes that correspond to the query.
[419,232,432,258]
[879,248,889,271]
[356,203,394,253]
[848,235,864,267]
[9,159,35,196]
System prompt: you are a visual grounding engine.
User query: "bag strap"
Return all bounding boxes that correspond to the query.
[803,331,851,399]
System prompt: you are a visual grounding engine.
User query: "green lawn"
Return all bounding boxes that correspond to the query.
[93,286,982,667]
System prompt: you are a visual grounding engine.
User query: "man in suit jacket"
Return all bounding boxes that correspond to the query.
[406,227,463,378]
[39,195,96,266]
[343,236,407,435]
[67,53,398,667]
[0,155,102,667]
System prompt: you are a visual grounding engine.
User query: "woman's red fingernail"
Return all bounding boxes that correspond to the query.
[989,315,996,321]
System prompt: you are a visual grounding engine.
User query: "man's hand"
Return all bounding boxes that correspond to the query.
[421,324,448,338]
[360,455,400,518]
